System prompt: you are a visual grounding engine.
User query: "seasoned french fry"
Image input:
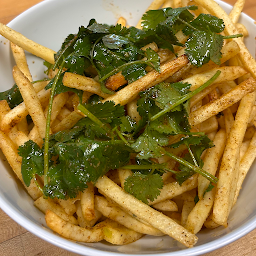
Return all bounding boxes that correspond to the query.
[213,91,256,226]
[149,174,198,205]
[34,196,78,225]
[198,129,226,199]
[76,201,102,228]
[12,66,47,138]
[102,55,189,105]
[96,175,198,248]
[95,195,163,236]
[102,219,143,245]
[81,183,95,221]
[62,72,109,98]
[10,42,32,82]
[0,130,42,200]
[45,210,104,242]
[228,0,245,24]
[153,199,179,212]
[189,77,256,126]
[233,131,256,205]
[0,22,55,64]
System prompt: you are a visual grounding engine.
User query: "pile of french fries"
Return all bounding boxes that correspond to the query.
[0,0,256,249]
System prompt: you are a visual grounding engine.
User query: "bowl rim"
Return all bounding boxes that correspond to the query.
[1,0,256,255]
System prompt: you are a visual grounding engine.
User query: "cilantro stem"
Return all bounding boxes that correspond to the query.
[122,164,166,170]
[44,62,65,186]
[150,70,221,121]
[112,127,130,146]
[223,34,243,39]
[162,148,218,183]
[77,103,111,134]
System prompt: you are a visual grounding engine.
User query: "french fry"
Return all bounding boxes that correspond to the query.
[153,199,179,212]
[102,55,189,105]
[186,187,216,234]
[10,42,32,82]
[96,175,198,248]
[52,110,83,133]
[149,174,198,205]
[198,129,226,199]
[62,72,110,98]
[213,91,256,226]
[12,66,47,138]
[45,210,104,242]
[233,131,256,205]
[189,77,256,126]
[228,0,245,24]
[76,201,102,228]
[102,219,143,245]
[95,195,164,236]
[0,22,56,64]
[80,183,95,221]
[34,196,78,225]
[0,130,42,200]
[181,200,195,227]
[182,66,247,92]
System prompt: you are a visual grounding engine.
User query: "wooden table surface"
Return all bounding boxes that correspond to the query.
[1,0,256,255]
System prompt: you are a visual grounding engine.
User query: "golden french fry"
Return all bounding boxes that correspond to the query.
[34,196,78,225]
[233,131,256,205]
[183,66,247,92]
[189,77,256,126]
[0,22,55,64]
[80,183,95,221]
[228,0,245,24]
[96,175,198,248]
[199,116,218,134]
[10,42,32,82]
[102,218,143,245]
[181,200,195,227]
[95,195,163,236]
[45,210,104,242]
[153,199,179,212]
[186,187,216,234]
[198,129,226,199]
[62,72,109,98]
[0,130,42,200]
[76,201,102,228]
[150,174,198,205]
[52,110,83,133]
[44,92,69,126]
[103,55,189,106]
[12,66,47,138]
[56,197,78,216]
[213,91,256,226]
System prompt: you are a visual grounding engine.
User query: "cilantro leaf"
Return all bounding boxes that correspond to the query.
[185,31,224,66]
[124,172,163,204]
[0,83,23,109]
[46,138,132,198]
[18,140,44,187]
[131,126,168,159]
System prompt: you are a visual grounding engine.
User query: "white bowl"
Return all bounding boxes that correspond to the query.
[0,0,256,255]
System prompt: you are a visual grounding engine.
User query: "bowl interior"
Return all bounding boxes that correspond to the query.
[0,0,256,255]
